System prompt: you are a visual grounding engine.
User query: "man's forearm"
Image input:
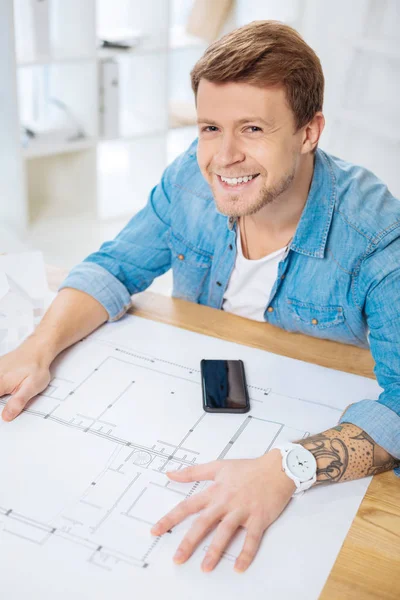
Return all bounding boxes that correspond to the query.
[27,288,109,365]
[296,423,399,483]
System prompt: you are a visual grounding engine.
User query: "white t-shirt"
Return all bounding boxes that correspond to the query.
[222,224,287,322]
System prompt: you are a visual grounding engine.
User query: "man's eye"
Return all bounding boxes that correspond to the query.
[247,126,262,132]
[202,126,219,132]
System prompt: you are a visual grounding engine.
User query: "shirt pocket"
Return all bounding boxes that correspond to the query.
[287,298,344,329]
[169,232,212,302]
[285,297,360,344]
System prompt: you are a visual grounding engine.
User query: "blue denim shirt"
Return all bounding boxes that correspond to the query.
[60,140,400,472]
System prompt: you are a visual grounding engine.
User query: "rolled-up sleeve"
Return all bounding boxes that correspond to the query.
[59,262,134,321]
[58,147,189,320]
[339,400,400,476]
[339,239,400,475]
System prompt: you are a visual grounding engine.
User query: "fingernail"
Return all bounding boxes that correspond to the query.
[173,549,185,563]
[201,556,214,572]
[151,524,160,535]
[234,560,246,573]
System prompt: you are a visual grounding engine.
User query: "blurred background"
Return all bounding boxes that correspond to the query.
[1,0,399,295]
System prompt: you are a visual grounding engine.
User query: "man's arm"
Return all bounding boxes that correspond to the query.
[152,420,399,574]
[333,244,400,474]
[1,143,194,421]
[297,422,400,483]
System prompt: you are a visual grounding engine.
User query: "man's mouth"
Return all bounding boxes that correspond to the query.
[216,173,260,189]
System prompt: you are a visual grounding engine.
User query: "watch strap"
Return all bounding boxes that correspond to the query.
[274,443,316,496]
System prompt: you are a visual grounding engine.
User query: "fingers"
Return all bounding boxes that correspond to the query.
[166,461,220,483]
[201,510,243,572]
[234,521,264,573]
[151,489,210,536]
[2,377,38,422]
[172,505,224,565]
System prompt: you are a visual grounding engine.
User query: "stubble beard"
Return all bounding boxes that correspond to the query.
[212,168,296,218]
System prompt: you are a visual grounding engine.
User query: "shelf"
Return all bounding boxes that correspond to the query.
[17,54,97,68]
[23,126,193,151]
[23,137,98,160]
[99,129,168,144]
[97,25,205,60]
[97,42,166,60]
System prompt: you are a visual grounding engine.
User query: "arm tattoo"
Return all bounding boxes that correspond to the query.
[295,423,399,484]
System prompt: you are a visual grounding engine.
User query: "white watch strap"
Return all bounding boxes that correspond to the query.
[275,443,316,496]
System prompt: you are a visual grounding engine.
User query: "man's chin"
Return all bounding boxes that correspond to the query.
[214,204,243,218]
[215,200,263,219]
[213,195,244,218]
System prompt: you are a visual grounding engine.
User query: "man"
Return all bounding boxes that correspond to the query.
[1,21,399,574]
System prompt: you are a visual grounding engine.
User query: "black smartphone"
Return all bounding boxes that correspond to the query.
[200,359,250,414]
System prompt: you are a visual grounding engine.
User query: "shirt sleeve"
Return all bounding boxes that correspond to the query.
[339,240,400,475]
[58,151,184,321]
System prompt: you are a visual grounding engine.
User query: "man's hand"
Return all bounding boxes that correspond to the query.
[151,449,295,573]
[1,288,109,422]
[0,338,52,421]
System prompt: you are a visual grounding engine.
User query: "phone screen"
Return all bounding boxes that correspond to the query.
[201,359,250,413]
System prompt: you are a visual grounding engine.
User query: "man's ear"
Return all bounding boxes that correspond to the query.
[301,112,325,154]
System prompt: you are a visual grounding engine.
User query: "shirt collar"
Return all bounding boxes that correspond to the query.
[226,149,336,259]
[290,149,336,258]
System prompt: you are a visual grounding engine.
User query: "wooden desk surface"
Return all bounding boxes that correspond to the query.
[47,266,400,599]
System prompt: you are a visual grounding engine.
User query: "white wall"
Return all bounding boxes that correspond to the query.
[235,0,400,197]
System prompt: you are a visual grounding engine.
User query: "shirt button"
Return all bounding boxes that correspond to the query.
[267,306,274,313]
[281,274,285,280]
[216,281,222,286]
[311,318,318,325]
[229,244,233,250]
[177,254,185,260]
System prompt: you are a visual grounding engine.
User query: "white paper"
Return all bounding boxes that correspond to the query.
[0,252,54,355]
[0,314,382,599]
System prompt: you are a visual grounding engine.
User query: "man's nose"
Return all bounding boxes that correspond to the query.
[214,134,245,168]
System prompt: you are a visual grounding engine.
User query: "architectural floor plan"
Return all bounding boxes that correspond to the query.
[0,315,382,599]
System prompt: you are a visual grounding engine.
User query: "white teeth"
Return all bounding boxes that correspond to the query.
[220,174,255,185]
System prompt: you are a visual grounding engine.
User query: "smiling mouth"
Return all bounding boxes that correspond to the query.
[217,173,260,188]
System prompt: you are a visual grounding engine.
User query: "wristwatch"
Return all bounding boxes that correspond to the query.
[274,443,317,496]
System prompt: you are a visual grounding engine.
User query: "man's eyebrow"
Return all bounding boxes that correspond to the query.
[196,117,275,127]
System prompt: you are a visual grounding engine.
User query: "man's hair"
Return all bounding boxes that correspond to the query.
[190,20,324,131]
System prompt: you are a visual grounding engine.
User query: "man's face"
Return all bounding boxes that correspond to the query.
[196,80,304,217]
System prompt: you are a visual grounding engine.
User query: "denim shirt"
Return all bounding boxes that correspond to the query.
[60,139,400,472]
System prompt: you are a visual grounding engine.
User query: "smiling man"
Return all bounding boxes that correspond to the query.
[1,21,399,574]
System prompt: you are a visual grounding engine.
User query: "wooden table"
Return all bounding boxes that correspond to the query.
[47,266,400,600]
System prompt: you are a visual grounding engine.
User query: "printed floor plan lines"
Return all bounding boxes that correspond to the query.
[0,314,381,599]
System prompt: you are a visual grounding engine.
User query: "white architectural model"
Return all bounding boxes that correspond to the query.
[0,252,49,355]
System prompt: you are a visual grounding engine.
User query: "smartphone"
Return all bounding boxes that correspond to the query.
[200,359,250,414]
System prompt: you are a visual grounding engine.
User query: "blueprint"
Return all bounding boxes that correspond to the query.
[0,314,382,599]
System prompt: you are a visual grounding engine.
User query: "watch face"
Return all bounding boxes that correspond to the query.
[287,448,317,481]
